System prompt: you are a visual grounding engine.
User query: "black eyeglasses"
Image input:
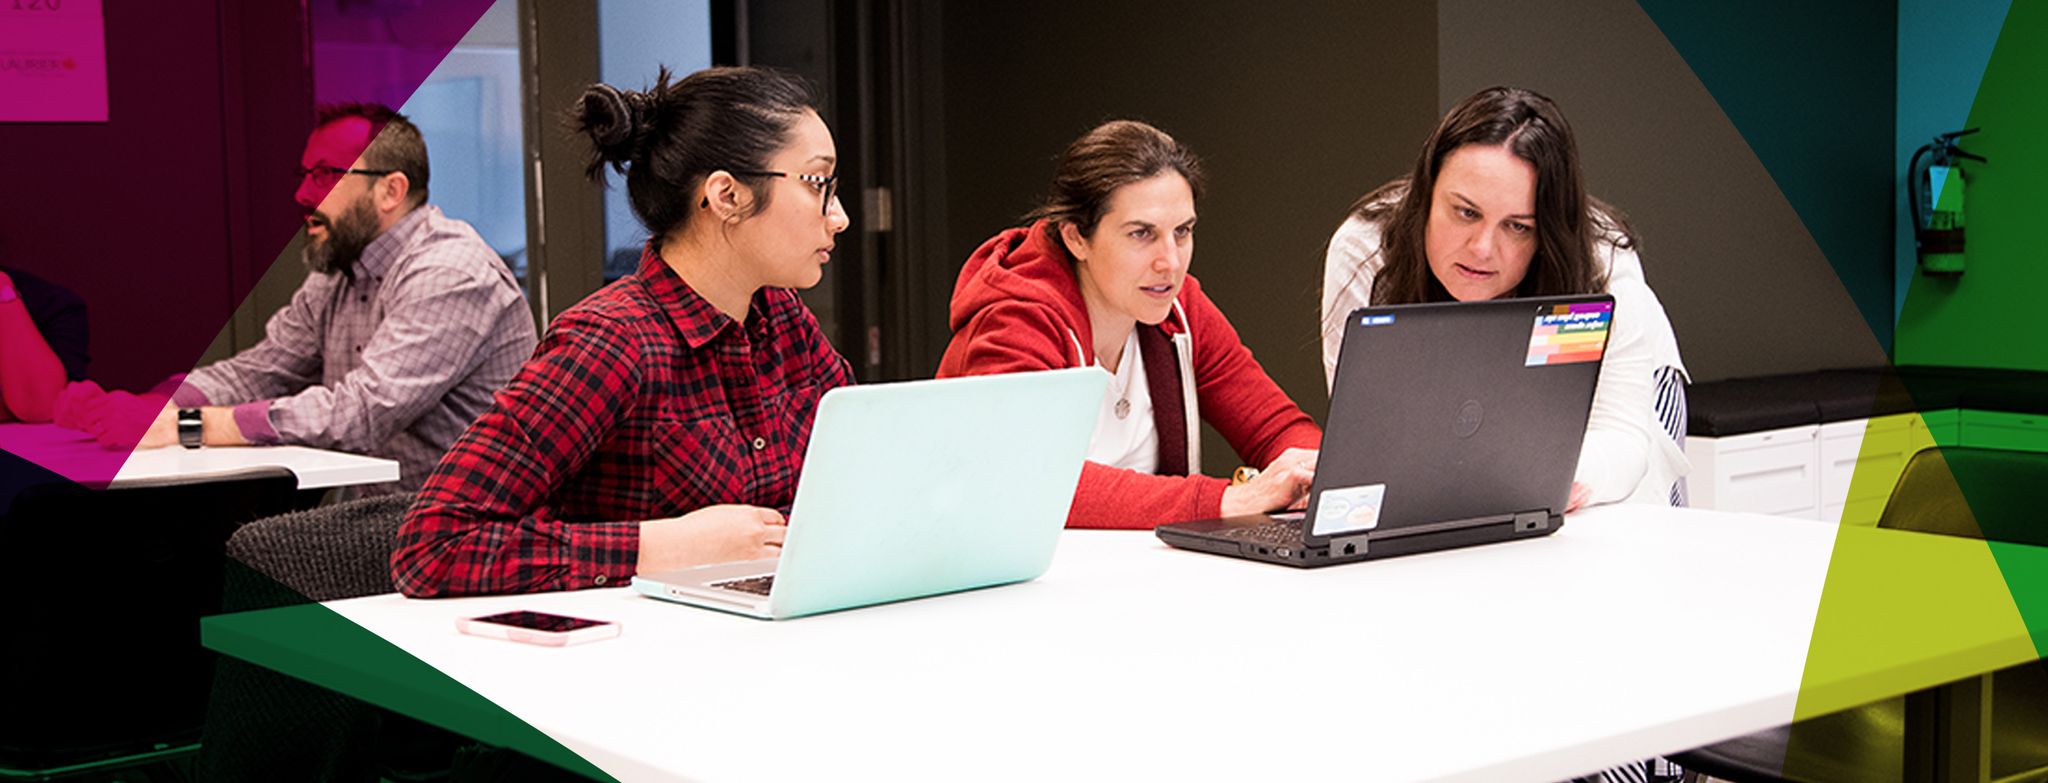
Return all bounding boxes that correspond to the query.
[299,166,395,189]
[729,169,841,215]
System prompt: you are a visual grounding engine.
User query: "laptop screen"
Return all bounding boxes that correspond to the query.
[1302,295,1611,543]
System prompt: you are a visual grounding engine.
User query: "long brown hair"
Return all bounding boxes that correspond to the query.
[1022,120,1205,250]
[1348,86,1630,305]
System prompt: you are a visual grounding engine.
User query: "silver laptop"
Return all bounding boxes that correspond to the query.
[632,367,1107,619]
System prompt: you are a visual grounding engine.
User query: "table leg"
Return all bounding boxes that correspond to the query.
[1904,673,1992,783]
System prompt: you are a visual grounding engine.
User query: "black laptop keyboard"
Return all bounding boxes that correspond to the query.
[710,574,775,596]
[1218,518,1304,545]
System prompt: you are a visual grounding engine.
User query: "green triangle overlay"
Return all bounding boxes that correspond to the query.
[1778,526,2044,780]
[1892,1,2048,651]
[203,600,617,781]
[1999,538,2048,659]
[1892,0,2010,320]
[1896,1,2047,372]
[1635,1,2047,772]
[1790,526,2037,725]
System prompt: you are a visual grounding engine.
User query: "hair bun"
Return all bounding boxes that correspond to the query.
[577,82,643,166]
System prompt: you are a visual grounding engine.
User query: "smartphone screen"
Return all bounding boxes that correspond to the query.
[468,610,611,633]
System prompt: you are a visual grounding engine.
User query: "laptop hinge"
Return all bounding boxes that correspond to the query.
[1513,510,1552,533]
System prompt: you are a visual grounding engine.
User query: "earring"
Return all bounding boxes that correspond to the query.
[701,197,710,208]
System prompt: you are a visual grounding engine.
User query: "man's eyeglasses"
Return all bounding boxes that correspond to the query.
[299,166,395,190]
[730,170,841,215]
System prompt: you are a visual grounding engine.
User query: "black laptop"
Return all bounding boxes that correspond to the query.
[1156,294,1613,567]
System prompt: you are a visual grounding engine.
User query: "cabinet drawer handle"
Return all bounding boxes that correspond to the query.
[1731,465,1808,484]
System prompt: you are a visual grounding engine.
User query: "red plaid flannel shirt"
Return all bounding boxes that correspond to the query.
[392,249,855,597]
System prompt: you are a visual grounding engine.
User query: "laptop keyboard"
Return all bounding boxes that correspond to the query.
[1218,518,1304,545]
[710,574,775,596]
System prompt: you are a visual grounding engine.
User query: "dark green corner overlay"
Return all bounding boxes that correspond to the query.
[202,593,615,781]
[1641,0,2045,775]
[188,4,616,779]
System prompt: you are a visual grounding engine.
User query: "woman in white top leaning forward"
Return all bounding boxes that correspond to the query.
[1322,85,1689,512]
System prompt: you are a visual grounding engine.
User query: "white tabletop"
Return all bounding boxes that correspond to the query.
[0,422,399,489]
[299,505,2043,783]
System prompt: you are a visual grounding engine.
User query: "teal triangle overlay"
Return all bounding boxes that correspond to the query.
[203,602,617,781]
[1634,1,1898,351]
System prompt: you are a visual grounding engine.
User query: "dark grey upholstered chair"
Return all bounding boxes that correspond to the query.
[222,490,414,605]
[201,493,588,782]
[201,492,433,783]
[1670,447,2048,783]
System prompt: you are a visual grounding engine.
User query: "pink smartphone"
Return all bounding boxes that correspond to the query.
[455,610,621,647]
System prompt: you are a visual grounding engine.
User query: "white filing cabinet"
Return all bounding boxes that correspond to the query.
[1684,425,1820,519]
[1957,410,2048,453]
[1818,410,1958,526]
[1690,409,1961,524]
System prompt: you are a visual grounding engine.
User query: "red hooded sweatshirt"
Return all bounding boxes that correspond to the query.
[936,221,1322,529]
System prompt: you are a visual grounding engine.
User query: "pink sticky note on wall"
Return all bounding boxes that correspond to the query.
[0,0,108,123]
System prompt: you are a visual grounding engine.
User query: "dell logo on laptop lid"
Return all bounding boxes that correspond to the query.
[1453,399,1484,439]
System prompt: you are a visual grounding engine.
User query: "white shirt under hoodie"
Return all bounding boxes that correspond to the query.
[1320,212,1690,507]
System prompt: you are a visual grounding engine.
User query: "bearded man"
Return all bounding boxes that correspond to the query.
[56,103,536,495]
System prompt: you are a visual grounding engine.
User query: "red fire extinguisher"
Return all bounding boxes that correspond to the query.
[1908,128,1985,276]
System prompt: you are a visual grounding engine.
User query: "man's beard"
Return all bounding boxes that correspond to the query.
[302,195,379,275]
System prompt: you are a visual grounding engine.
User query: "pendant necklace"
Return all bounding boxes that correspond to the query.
[1108,349,1134,420]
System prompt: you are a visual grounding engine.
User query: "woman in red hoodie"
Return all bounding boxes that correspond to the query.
[938,120,1321,529]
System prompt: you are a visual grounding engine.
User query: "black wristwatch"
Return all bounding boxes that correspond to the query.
[177,408,204,449]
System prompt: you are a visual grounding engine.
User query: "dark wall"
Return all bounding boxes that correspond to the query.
[745,0,847,352]
[0,1,312,392]
[926,1,1439,470]
[1437,0,1894,382]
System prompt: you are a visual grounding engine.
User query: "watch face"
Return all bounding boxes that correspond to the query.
[178,409,204,448]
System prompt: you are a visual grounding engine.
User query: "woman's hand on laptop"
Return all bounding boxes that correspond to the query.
[1565,482,1590,514]
[636,505,788,573]
[1219,448,1318,517]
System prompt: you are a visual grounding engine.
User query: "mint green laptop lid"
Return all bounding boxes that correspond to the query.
[765,367,1107,618]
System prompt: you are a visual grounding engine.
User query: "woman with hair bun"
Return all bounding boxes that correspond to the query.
[938,120,1323,529]
[394,66,854,597]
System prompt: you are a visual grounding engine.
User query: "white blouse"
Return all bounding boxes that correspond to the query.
[1320,213,1690,507]
[1085,329,1160,474]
